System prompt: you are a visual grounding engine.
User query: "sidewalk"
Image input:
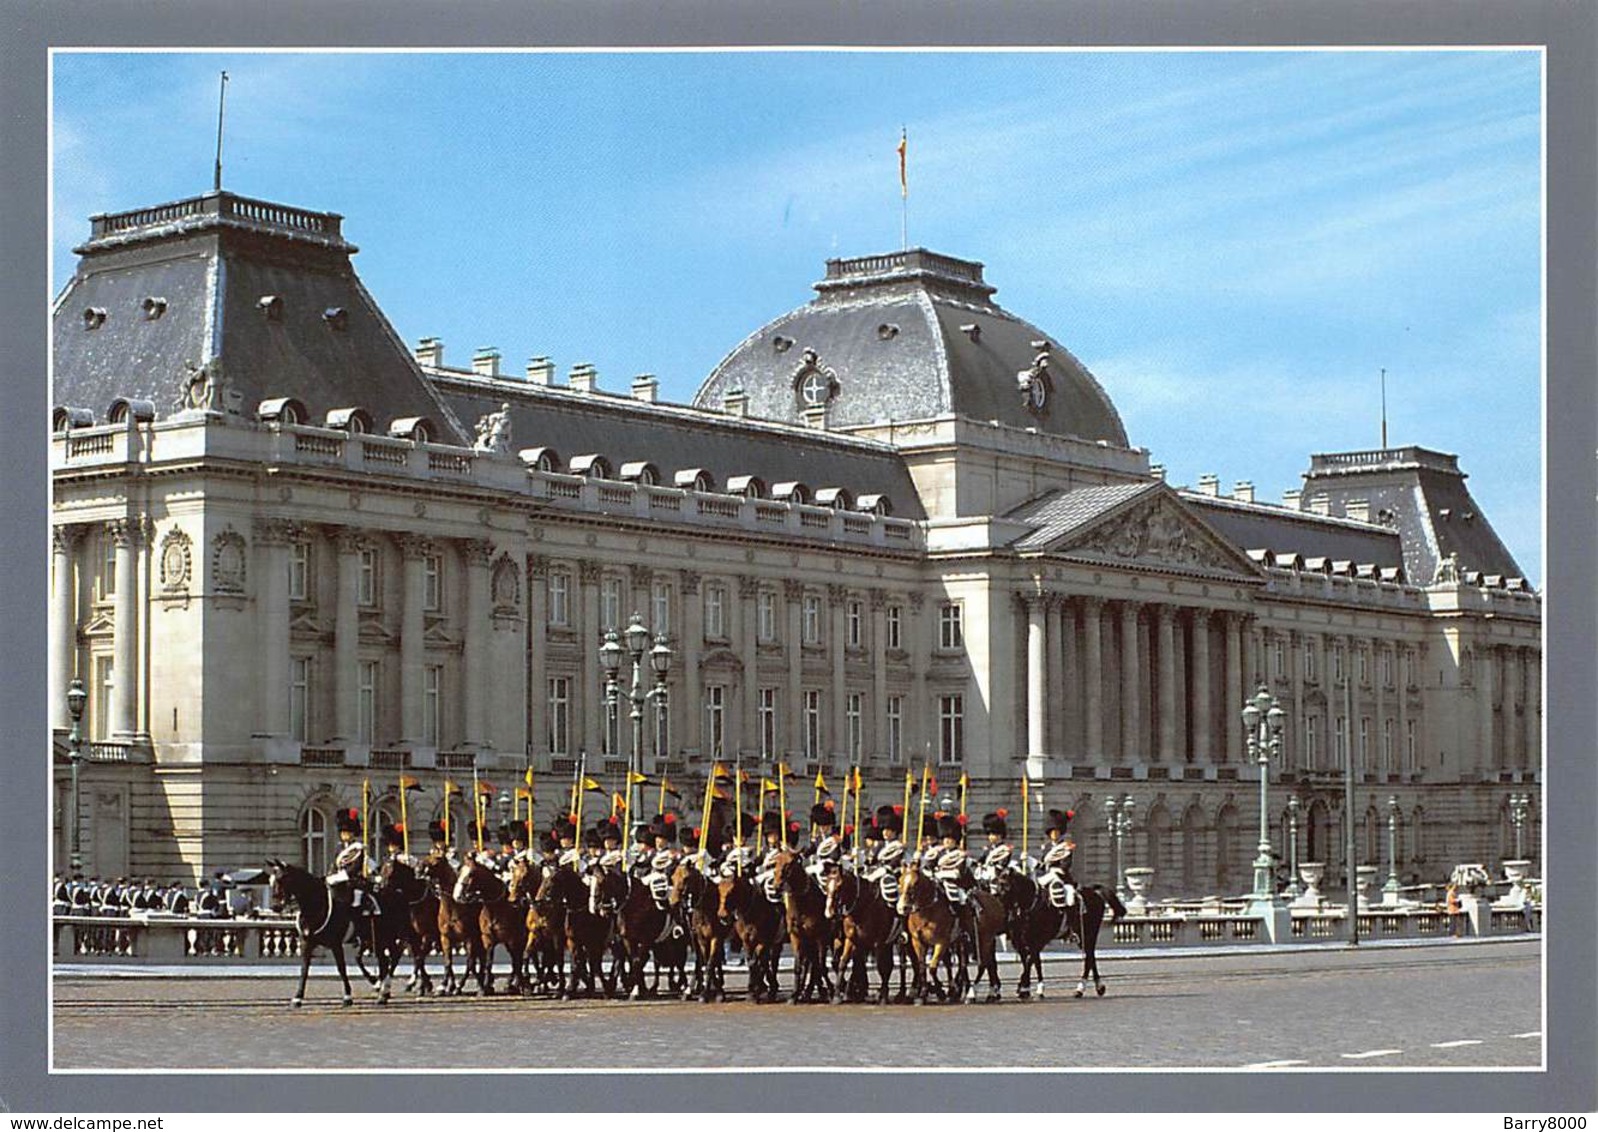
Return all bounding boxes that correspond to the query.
[53,930,1535,979]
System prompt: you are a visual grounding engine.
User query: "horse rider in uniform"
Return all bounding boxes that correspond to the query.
[809,802,844,882]
[719,812,758,879]
[327,808,377,916]
[1039,808,1079,940]
[933,813,978,946]
[753,812,790,904]
[976,810,1020,886]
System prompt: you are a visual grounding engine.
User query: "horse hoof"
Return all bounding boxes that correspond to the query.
[379,992,391,1005]
[1096,984,1107,997]
[341,996,354,1007]
[290,998,302,1008]
[1074,989,1084,999]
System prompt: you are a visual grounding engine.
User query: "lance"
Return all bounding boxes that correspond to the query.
[573,751,588,837]
[915,762,931,855]
[852,765,864,868]
[838,768,850,851]
[699,757,721,870]
[399,777,409,858]
[811,768,828,842]
[777,762,788,837]
[959,770,970,847]
[1021,775,1030,876]
[361,778,371,876]
[901,766,914,851]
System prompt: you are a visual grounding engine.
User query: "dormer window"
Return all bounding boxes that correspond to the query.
[257,295,283,321]
[792,348,839,410]
[141,296,168,320]
[323,307,349,331]
[82,307,107,330]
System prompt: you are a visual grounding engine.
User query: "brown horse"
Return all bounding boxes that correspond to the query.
[416,854,480,995]
[670,861,730,1003]
[508,857,565,995]
[772,851,834,1004]
[716,872,785,1003]
[895,862,963,1004]
[535,865,616,999]
[824,869,899,1004]
[454,854,530,996]
[991,870,1124,999]
[377,856,439,996]
[612,870,675,999]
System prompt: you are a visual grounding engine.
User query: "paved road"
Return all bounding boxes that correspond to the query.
[53,939,1541,1071]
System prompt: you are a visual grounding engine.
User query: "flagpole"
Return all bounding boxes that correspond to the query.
[897,126,908,251]
[213,71,228,193]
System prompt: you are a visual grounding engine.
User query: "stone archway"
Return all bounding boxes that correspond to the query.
[1215,802,1240,896]
[1180,802,1205,895]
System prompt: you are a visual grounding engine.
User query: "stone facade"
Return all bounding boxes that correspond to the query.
[49,191,1541,895]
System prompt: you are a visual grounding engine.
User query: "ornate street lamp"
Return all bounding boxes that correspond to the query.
[1287,794,1301,898]
[1383,794,1401,902]
[600,614,672,850]
[1243,684,1286,904]
[1106,795,1135,901]
[1508,792,1530,861]
[66,678,87,875]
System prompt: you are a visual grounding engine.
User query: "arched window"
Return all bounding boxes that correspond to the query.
[301,804,332,875]
[1214,803,1239,893]
[1181,805,1204,894]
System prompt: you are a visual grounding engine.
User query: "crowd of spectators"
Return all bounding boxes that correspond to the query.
[51,872,263,919]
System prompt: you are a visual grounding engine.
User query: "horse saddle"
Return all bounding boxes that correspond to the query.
[647,873,672,911]
[1044,877,1076,909]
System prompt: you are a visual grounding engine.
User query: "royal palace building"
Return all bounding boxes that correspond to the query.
[49,189,1542,895]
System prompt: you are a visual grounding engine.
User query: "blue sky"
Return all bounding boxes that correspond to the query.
[52,50,1543,582]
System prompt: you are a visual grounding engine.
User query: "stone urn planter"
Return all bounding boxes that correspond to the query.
[1124,867,1155,916]
[1354,864,1378,912]
[1494,860,1534,909]
[1292,861,1325,908]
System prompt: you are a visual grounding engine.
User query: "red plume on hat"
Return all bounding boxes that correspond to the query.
[844,824,854,835]
[892,804,904,816]
[788,821,800,833]
[607,815,619,826]
[395,822,406,833]
[996,808,1008,819]
[956,813,968,826]
[1066,810,1075,820]
[823,799,836,812]
[663,813,677,825]
[346,808,359,821]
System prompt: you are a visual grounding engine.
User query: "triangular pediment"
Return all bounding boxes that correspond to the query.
[1032,487,1264,581]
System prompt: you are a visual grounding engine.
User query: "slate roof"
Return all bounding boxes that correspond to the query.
[1005,481,1158,551]
[52,191,468,442]
[692,248,1129,447]
[1184,495,1405,571]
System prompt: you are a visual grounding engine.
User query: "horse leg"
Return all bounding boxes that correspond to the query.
[292,940,313,1007]
[330,942,354,1007]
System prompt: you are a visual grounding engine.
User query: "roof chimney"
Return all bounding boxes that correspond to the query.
[1197,473,1220,497]
[1284,488,1303,509]
[1233,480,1255,503]
[1346,498,1371,523]
[724,388,748,417]
[415,337,444,368]
[1150,464,1166,482]
[803,404,828,430]
[472,348,501,378]
[631,374,659,404]
[1308,493,1331,516]
[569,363,598,393]
[525,356,554,385]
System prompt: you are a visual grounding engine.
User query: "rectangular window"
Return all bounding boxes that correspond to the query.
[98,533,116,600]
[1304,717,1318,770]
[1358,649,1369,686]
[802,595,821,645]
[358,548,378,607]
[938,694,964,764]
[1333,646,1345,684]
[704,585,725,640]
[1359,716,1370,768]
[423,664,442,746]
[601,577,621,630]
[847,601,863,648]
[886,695,904,764]
[846,692,863,760]
[938,602,963,650]
[289,542,310,602]
[423,554,442,612]
[548,677,571,755]
[654,700,670,762]
[1382,718,1394,772]
[1304,640,1318,682]
[1273,639,1285,680]
[759,687,778,758]
[93,655,114,741]
[804,690,822,759]
[290,657,310,742]
[652,580,671,637]
[1403,650,1414,688]
[548,571,570,627]
[704,684,726,757]
[758,591,776,642]
[1334,714,1347,766]
[1405,719,1417,770]
[886,604,903,651]
[1381,650,1394,689]
[357,660,378,742]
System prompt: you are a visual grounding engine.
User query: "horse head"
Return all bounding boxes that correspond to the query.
[378,856,416,895]
[533,862,563,907]
[716,873,747,921]
[265,858,293,912]
[506,857,534,903]
[668,859,698,909]
[896,861,923,916]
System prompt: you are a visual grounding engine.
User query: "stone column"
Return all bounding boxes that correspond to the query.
[680,570,703,757]
[107,519,142,739]
[1191,608,1211,763]
[784,579,805,761]
[331,528,363,742]
[870,589,888,763]
[1475,637,1495,773]
[829,584,848,762]
[909,592,929,762]
[1156,604,1177,763]
[1225,613,1245,762]
[460,539,493,748]
[1081,597,1104,762]
[1288,630,1303,769]
[578,560,602,755]
[1522,648,1539,771]
[253,519,297,738]
[1374,640,1388,774]
[527,555,549,760]
[1025,593,1048,767]
[395,534,430,745]
[1396,644,1411,774]
[738,575,760,757]
[1058,598,1079,759]
[51,525,84,730]
[1119,601,1141,764]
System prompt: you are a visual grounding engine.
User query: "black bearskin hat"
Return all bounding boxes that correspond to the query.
[761,811,783,838]
[381,824,404,849]
[539,830,560,854]
[935,813,962,841]
[427,820,448,844]
[654,813,679,843]
[877,805,903,837]
[982,810,1009,838]
[335,808,361,837]
[1045,808,1073,835]
[810,801,836,829]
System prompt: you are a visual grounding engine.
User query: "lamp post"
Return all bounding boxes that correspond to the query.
[1507,792,1530,861]
[1242,684,1286,903]
[66,678,87,875]
[1106,795,1135,901]
[1287,794,1301,897]
[498,789,512,840]
[1383,795,1401,903]
[599,614,672,836]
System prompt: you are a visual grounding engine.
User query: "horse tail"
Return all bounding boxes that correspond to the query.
[1095,885,1127,921]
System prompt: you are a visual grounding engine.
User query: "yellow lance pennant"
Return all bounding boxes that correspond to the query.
[398,774,421,857]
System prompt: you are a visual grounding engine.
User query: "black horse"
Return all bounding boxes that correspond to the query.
[534,865,617,1000]
[991,870,1124,999]
[265,858,409,1008]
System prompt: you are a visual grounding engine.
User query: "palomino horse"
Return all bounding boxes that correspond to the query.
[507,857,565,995]
[991,870,1124,999]
[535,865,616,999]
[716,872,785,1003]
[266,859,405,1008]
[896,861,1004,1004]
[824,869,899,1004]
[376,856,439,996]
[670,860,731,1003]
[454,854,530,996]
[772,851,835,1004]
[416,854,481,995]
